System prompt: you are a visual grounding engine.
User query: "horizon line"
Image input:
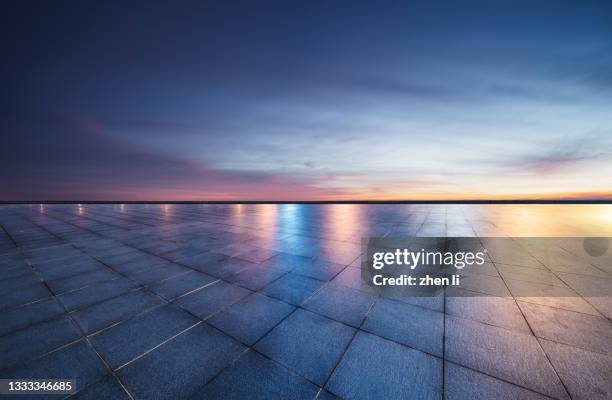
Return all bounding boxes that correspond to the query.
[2,199,612,205]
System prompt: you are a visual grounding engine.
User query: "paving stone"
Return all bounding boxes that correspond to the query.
[445,316,569,400]
[444,361,551,400]
[0,316,81,369]
[73,290,165,334]
[176,281,251,320]
[540,339,612,400]
[46,268,119,294]
[149,270,217,301]
[362,298,444,356]
[192,350,318,400]
[91,305,198,368]
[71,375,131,400]
[519,301,612,356]
[262,273,324,305]
[126,262,189,285]
[1,340,107,392]
[58,277,139,312]
[327,331,442,400]
[0,282,51,310]
[304,285,377,327]
[208,293,294,345]
[226,264,288,291]
[255,309,355,385]
[446,289,530,333]
[119,323,245,400]
[0,297,65,336]
[194,258,253,278]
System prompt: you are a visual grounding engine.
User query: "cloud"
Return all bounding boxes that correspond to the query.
[0,113,351,200]
[497,133,611,174]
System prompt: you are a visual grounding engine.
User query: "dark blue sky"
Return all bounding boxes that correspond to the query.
[2,0,612,200]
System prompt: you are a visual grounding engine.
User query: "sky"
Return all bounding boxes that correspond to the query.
[2,0,612,200]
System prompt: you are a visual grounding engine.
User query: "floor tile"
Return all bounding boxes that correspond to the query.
[255,309,355,385]
[149,271,217,301]
[226,264,288,291]
[176,281,251,320]
[303,285,376,327]
[208,293,294,345]
[262,273,324,305]
[119,323,245,400]
[446,290,530,333]
[71,375,131,400]
[73,290,165,334]
[0,282,51,310]
[362,298,444,356]
[1,340,107,393]
[91,305,198,368]
[519,301,612,355]
[444,361,551,400]
[47,268,119,294]
[540,339,612,400]
[445,316,569,399]
[192,350,318,400]
[0,316,81,369]
[0,297,65,336]
[58,277,139,312]
[327,331,442,400]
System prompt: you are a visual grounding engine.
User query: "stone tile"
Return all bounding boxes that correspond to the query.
[304,285,376,327]
[0,297,65,336]
[0,282,51,310]
[292,258,347,281]
[113,255,169,275]
[226,264,288,291]
[0,273,42,293]
[540,339,612,400]
[329,266,379,295]
[71,375,131,400]
[192,350,318,400]
[73,290,165,334]
[446,289,530,333]
[262,273,324,305]
[149,270,217,301]
[208,293,294,345]
[36,257,104,281]
[255,309,355,385]
[91,305,198,368]
[194,258,254,278]
[519,301,612,356]
[444,362,551,400]
[506,279,601,315]
[118,323,245,400]
[1,340,107,393]
[126,262,189,285]
[232,245,280,263]
[445,316,569,400]
[456,274,511,297]
[386,291,446,312]
[58,277,139,312]
[327,331,442,400]
[46,268,119,294]
[176,281,251,320]
[362,298,444,356]
[173,251,229,271]
[0,316,81,369]
[497,264,565,286]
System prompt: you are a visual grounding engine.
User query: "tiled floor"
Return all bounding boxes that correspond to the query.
[0,203,611,399]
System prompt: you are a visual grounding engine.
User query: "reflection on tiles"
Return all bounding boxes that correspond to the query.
[0,203,610,399]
